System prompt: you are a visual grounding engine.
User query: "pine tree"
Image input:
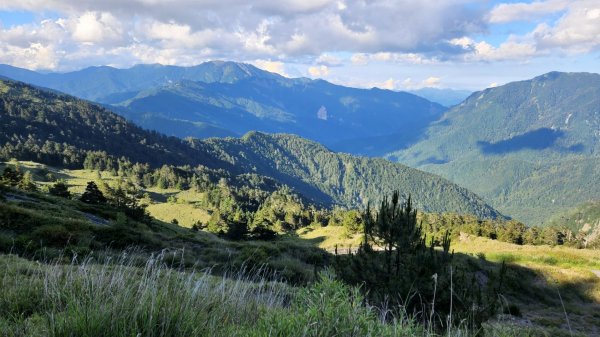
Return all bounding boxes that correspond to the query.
[80,181,107,204]
[18,171,37,191]
[49,180,71,198]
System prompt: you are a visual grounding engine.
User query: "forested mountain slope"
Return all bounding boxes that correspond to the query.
[391,72,600,225]
[201,132,500,217]
[0,78,499,218]
[0,62,446,156]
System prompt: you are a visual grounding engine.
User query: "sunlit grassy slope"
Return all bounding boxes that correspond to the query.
[297,225,363,250]
[452,235,600,335]
[3,161,211,228]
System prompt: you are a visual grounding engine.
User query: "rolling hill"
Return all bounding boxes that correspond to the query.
[0,62,446,156]
[0,78,500,218]
[391,72,600,225]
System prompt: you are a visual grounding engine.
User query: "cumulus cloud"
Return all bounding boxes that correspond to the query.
[315,53,342,67]
[252,59,289,76]
[400,77,443,90]
[488,0,600,55]
[308,65,329,77]
[0,0,597,71]
[451,37,537,61]
[489,0,571,23]
[350,52,438,65]
[423,76,441,87]
[0,0,489,70]
[531,1,600,53]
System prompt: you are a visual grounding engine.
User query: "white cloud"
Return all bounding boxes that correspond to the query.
[72,11,123,45]
[252,59,288,76]
[0,0,597,72]
[0,0,488,70]
[489,0,600,55]
[315,53,342,66]
[532,1,600,53]
[489,0,571,23]
[450,36,537,61]
[308,65,329,77]
[399,77,443,90]
[350,52,437,66]
[1,42,58,69]
[423,76,441,87]
[378,78,396,90]
[350,53,369,65]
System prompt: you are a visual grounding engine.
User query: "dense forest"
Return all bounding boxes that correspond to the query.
[0,78,499,218]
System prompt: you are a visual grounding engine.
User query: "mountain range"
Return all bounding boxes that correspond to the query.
[1,62,599,226]
[0,62,445,156]
[0,78,500,218]
[391,72,600,225]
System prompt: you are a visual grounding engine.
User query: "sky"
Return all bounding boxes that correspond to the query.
[0,0,598,90]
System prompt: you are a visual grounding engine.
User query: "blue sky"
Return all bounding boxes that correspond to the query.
[0,0,598,90]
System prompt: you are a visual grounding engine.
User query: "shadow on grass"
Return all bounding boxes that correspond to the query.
[455,253,600,336]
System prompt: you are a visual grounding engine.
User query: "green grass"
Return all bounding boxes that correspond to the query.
[0,185,329,284]
[296,224,363,250]
[0,252,548,337]
[453,236,600,335]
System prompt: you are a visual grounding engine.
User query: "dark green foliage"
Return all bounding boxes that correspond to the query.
[48,181,70,198]
[1,166,36,191]
[18,171,36,191]
[419,212,579,247]
[248,225,277,241]
[334,192,504,331]
[0,80,216,169]
[1,167,23,187]
[202,132,501,218]
[80,181,106,204]
[546,200,600,247]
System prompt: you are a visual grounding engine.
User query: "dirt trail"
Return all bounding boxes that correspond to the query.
[592,270,600,278]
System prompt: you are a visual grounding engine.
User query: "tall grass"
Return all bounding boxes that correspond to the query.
[0,251,541,337]
[1,251,287,336]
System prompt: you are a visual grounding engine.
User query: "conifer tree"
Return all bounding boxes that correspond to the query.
[18,171,37,191]
[80,181,107,204]
[49,180,71,198]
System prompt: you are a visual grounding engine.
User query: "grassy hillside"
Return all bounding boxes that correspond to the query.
[2,250,554,337]
[392,72,600,225]
[0,183,328,283]
[453,236,600,335]
[0,78,499,218]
